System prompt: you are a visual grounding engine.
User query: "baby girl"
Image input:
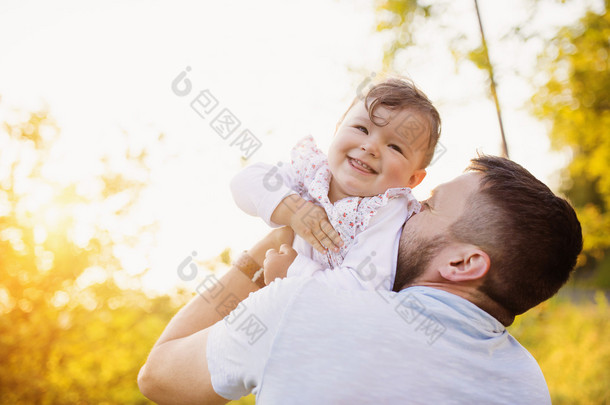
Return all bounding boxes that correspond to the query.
[231,77,441,291]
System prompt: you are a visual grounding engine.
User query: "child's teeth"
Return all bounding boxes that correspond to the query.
[354,159,373,173]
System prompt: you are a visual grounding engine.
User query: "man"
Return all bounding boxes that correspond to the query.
[138,155,582,404]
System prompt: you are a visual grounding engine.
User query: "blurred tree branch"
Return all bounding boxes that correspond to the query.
[0,105,183,403]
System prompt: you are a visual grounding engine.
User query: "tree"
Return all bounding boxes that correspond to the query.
[0,105,188,403]
[373,0,594,158]
[374,0,609,285]
[531,0,610,286]
[375,0,513,155]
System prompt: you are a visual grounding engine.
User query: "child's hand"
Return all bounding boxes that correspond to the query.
[263,244,298,285]
[290,201,344,254]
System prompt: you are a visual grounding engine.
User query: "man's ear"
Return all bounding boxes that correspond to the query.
[408,169,427,189]
[438,244,490,282]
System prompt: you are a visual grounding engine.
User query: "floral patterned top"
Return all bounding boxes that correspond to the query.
[289,135,420,269]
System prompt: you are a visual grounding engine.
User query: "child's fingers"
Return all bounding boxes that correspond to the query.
[311,237,328,254]
[320,221,344,249]
[313,222,340,252]
[314,229,337,253]
[303,228,328,254]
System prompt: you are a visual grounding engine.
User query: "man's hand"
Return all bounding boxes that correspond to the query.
[270,226,296,250]
[138,227,297,404]
[248,226,295,268]
[263,244,298,285]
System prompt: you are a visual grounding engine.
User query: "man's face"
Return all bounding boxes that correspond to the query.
[394,172,482,290]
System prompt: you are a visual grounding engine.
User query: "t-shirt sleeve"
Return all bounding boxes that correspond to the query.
[286,253,325,278]
[230,161,299,227]
[205,277,308,400]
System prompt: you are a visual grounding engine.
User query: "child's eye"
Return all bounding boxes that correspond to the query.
[389,144,402,153]
[355,125,368,135]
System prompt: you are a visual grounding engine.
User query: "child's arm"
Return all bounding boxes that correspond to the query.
[286,197,415,290]
[272,195,343,254]
[231,162,343,253]
[230,162,297,228]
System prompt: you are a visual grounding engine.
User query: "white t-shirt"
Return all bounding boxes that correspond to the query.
[230,136,419,290]
[206,277,551,404]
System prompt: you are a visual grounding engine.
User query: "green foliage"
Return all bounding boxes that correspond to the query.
[374,0,438,69]
[509,292,610,404]
[3,3,609,398]
[375,1,610,284]
[467,45,491,72]
[531,2,610,284]
[0,107,187,404]
[0,106,606,405]
[374,0,580,71]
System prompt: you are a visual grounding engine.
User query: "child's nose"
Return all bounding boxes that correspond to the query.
[360,141,380,157]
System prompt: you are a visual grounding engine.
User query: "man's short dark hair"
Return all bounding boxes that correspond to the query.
[450,155,583,316]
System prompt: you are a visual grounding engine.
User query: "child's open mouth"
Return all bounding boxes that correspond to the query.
[348,157,377,174]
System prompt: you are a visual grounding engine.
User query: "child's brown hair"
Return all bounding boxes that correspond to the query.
[338,76,441,168]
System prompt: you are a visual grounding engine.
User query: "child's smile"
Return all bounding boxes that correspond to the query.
[327,100,429,203]
[347,156,377,175]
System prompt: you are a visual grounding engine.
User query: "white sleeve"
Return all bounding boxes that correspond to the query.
[205,277,308,400]
[230,161,299,227]
[287,253,325,278]
[286,198,409,291]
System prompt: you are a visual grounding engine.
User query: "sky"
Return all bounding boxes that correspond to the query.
[0,0,601,293]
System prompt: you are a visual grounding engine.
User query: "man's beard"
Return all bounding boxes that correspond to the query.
[392,233,449,292]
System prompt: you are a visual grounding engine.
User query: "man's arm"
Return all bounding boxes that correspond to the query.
[137,227,294,405]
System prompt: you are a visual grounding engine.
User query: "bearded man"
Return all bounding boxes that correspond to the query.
[138,155,582,405]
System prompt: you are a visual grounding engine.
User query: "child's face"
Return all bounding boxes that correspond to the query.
[327,100,428,200]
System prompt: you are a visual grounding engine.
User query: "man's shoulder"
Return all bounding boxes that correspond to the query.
[252,276,380,314]
[267,275,317,290]
[250,276,318,305]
